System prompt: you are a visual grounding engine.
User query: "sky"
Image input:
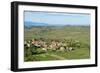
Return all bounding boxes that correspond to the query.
[24,11,90,26]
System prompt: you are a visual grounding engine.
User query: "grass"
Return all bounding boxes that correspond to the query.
[25,47,90,62]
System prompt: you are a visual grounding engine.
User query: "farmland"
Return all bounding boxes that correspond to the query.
[24,25,90,62]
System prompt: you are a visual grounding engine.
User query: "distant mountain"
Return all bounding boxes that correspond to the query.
[24,21,90,29]
[24,21,49,28]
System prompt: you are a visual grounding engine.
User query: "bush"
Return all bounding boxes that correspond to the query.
[64,39,81,48]
[31,47,46,54]
[24,48,32,57]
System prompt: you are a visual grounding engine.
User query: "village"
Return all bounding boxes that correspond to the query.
[24,38,81,55]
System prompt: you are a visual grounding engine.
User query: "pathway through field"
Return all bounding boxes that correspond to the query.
[47,53,66,60]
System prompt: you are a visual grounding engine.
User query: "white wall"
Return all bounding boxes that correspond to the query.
[0,0,99,73]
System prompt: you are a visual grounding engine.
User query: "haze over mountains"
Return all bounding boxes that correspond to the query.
[24,21,90,28]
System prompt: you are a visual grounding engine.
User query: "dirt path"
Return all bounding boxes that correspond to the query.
[48,54,66,59]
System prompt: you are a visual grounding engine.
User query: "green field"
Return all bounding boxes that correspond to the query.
[24,25,90,62]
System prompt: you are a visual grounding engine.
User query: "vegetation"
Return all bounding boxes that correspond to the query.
[24,25,90,62]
